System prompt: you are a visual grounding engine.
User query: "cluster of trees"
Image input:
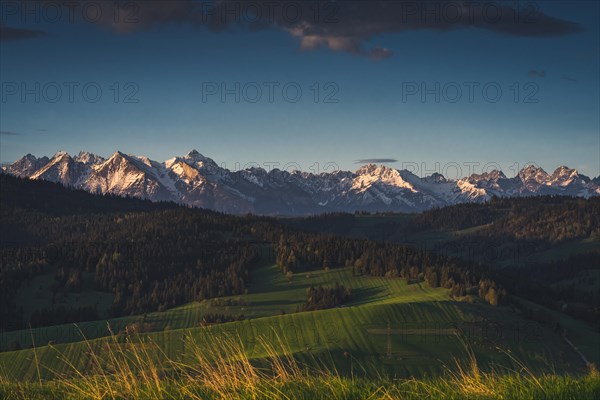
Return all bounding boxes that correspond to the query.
[200,313,245,325]
[410,196,600,243]
[2,232,258,326]
[273,231,502,304]
[0,175,261,329]
[283,198,600,270]
[209,298,249,307]
[410,196,600,267]
[477,279,507,307]
[302,284,351,311]
[478,197,599,244]
[410,202,502,231]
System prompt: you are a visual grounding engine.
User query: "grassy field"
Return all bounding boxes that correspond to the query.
[0,330,598,399]
[1,258,596,382]
[1,259,448,351]
[1,240,598,400]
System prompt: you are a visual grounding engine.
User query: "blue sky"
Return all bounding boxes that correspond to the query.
[0,0,598,178]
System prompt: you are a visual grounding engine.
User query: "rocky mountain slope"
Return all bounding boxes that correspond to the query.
[4,150,599,215]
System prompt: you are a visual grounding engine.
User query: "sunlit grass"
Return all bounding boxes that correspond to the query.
[0,329,598,399]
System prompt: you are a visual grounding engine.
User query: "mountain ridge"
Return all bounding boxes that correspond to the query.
[4,150,599,215]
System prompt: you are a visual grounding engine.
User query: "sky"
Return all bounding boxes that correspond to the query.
[0,0,599,179]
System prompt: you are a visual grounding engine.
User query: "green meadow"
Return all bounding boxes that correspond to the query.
[1,259,596,384]
[1,221,598,398]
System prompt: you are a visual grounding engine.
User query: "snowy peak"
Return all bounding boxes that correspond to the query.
[354,163,379,175]
[519,165,550,184]
[353,164,415,192]
[99,151,138,171]
[5,154,50,178]
[53,150,69,159]
[86,151,176,201]
[184,149,215,164]
[186,149,205,159]
[468,170,507,182]
[166,157,202,183]
[31,151,89,186]
[549,166,588,187]
[551,165,577,178]
[75,151,105,166]
[4,150,599,215]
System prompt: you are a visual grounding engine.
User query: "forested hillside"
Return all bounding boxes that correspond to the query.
[2,175,597,334]
[0,175,260,329]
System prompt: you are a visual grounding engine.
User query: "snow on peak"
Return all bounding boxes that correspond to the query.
[75,151,105,165]
[4,149,599,214]
[355,164,398,176]
[519,164,549,183]
[353,164,416,192]
[549,165,585,186]
[552,165,576,175]
[53,150,70,159]
[182,149,219,171]
[468,170,507,183]
[5,154,51,178]
[106,151,127,163]
[167,158,201,182]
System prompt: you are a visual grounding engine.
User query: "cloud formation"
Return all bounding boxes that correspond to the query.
[7,1,583,59]
[355,158,398,164]
[0,24,46,42]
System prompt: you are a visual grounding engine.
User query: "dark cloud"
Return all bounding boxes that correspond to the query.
[355,158,398,164]
[0,24,46,42]
[220,1,582,57]
[528,69,546,78]
[9,1,583,56]
[176,1,582,57]
[100,0,200,34]
[561,75,577,82]
[0,131,24,136]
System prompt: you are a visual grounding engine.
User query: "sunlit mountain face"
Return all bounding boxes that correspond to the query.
[4,150,598,214]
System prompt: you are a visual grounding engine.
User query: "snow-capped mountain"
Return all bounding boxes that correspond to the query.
[30,151,90,187]
[3,150,599,215]
[4,154,50,178]
[74,151,105,166]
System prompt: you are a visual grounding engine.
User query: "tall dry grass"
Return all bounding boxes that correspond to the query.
[0,326,598,399]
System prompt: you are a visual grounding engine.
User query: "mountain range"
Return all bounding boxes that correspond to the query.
[3,150,599,215]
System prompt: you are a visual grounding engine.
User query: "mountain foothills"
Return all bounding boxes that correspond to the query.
[3,150,599,215]
[0,174,599,397]
[0,174,503,331]
[1,174,599,334]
